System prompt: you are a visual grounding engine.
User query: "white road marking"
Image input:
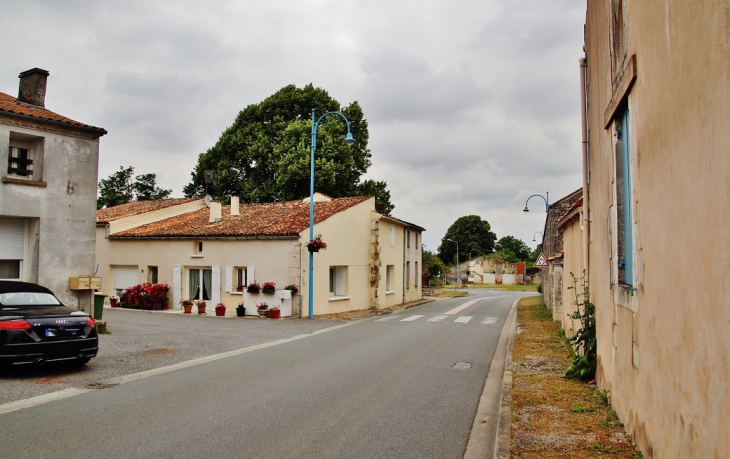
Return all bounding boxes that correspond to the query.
[445,300,479,315]
[401,315,424,322]
[454,316,473,323]
[428,315,448,322]
[481,317,498,325]
[375,315,399,322]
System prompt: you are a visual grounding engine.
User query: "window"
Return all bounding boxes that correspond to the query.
[406,261,410,289]
[416,233,419,249]
[112,265,138,296]
[415,261,419,289]
[236,266,247,290]
[329,266,347,297]
[615,107,633,285]
[7,133,44,181]
[189,268,212,301]
[0,260,20,279]
[147,266,158,284]
[407,231,410,248]
[390,225,395,247]
[0,217,25,280]
[193,241,204,255]
[386,265,394,292]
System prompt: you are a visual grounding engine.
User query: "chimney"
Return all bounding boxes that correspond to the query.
[209,202,222,223]
[17,68,50,108]
[230,196,239,216]
[375,202,386,214]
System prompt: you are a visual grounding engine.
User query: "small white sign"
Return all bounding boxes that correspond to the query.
[535,253,549,267]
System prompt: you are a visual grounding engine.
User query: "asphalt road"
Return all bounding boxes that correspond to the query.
[0,290,532,458]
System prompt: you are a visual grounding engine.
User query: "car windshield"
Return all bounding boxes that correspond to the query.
[0,292,62,307]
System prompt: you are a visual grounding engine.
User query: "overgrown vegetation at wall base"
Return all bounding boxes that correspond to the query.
[564,271,597,380]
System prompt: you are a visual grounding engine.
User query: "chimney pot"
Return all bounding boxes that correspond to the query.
[18,68,50,107]
[231,196,239,216]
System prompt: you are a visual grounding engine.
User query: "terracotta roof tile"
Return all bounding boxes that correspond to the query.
[107,196,372,239]
[0,92,106,135]
[96,197,203,224]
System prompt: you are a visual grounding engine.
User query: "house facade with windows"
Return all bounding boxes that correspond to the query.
[582,1,730,456]
[0,68,107,309]
[95,194,423,316]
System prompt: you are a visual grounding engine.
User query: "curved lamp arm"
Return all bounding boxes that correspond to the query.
[523,192,549,213]
[533,231,544,242]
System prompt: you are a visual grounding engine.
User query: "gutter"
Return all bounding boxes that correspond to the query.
[579,56,590,281]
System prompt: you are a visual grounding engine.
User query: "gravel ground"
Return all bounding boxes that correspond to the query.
[0,307,345,405]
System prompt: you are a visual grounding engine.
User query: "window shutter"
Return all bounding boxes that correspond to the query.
[246,266,255,285]
[173,265,182,309]
[212,266,221,305]
[336,267,346,296]
[0,217,25,259]
[112,266,138,291]
[225,266,232,293]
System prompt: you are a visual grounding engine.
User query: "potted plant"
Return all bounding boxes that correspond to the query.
[109,295,120,307]
[236,302,245,317]
[180,298,193,314]
[119,291,129,307]
[307,234,327,253]
[269,305,281,319]
[257,302,269,318]
[236,283,244,292]
[195,300,207,314]
[247,282,261,293]
[262,281,276,294]
[284,284,299,295]
[215,302,226,317]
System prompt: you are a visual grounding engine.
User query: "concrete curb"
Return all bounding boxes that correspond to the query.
[463,298,519,459]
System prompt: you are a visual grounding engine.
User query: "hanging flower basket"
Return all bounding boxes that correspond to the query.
[307,234,327,253]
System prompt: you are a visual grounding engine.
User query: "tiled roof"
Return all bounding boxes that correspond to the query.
[96,197,203,224]
[106,195,372,239]
[380,214,426,232]
[557,196,583,228]
[0,92,107,135]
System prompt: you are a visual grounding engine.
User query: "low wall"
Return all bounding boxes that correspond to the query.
[421,286,444,297]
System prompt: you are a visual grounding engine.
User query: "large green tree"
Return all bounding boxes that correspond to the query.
[495,235,532,262]
[183,84,394,212]
[97,166,172,209]
[437,215,497,264]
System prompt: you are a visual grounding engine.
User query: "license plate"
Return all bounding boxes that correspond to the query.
[45,328,79,337]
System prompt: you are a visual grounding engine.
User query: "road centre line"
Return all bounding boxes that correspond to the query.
[445,300,479,315]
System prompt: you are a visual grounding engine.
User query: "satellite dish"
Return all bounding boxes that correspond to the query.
[204,195,212,207]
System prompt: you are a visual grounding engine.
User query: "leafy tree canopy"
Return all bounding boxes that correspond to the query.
[437,215,497,264]
[97,166,171,209]
[495,235,532,262]
[183,84,394,213]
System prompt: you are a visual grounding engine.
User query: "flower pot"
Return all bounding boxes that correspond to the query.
[258,309,269,318]
[152,301,162,310]
[236,307,246,317]
[236,287,243,292]
[110,300,119,308]
[197,305,207,314]
[307,246,320,253]
[215,307,226,317]
[183,305,193,314]
[269,309,281,319]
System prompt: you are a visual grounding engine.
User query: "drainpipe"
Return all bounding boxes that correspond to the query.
[579,56,590,281]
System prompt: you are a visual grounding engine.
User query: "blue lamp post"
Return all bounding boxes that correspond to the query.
[307,109,355,319]
[533,231,544,242]
[523,192,550,213]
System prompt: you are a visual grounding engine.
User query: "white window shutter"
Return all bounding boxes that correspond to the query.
[173,265,182,309]
[225,266,232,293]
[336,267,346,296]
[246,266,255,286]
[212,266,221,304]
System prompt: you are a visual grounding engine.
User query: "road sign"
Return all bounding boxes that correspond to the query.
[534,253,549,267]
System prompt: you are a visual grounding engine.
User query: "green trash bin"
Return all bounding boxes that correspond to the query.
[93,292,107,320]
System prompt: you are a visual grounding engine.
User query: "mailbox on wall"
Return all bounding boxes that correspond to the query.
[69,277,102,290]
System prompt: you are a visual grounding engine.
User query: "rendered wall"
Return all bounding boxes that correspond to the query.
[0,122,100,310]
[585,1,730,456]
[560,218,584,337]
[378,219,405,309]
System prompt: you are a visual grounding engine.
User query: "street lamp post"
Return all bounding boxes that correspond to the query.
[447,238,458,289]
[523,192,550,213]
[307,109,355,319]
[533,231,544,242]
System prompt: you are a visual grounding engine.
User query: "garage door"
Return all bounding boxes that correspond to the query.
[112,265,139,295]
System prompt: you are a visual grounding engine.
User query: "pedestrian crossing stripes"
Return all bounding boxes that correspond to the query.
[375,315,500,325]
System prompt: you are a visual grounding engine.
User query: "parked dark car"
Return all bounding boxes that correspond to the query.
[0,281,98,368]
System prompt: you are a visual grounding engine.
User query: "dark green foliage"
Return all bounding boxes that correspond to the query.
[437,215,497,264]
[357,179,394,214]
[422,249,446,284]
[564,271,597,380]
[183,84,393,211]
[495,235,532,262]
[97,166,171,209]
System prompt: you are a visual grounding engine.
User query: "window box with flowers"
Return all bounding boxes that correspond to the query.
[247,282,261,294]
[262,281,276,294]
[284,284,299,295]
[307,234,327,253]
[215,303,226,317]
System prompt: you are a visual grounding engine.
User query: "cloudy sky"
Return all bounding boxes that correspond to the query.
[1,0,586,253]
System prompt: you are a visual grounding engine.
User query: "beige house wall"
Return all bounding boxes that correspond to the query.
[585,1,730,457]
[403,228,422,303]
[377,219,405,309]
[560,218,584,337]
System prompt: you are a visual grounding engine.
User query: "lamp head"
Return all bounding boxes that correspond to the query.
[344,133,355,146]
[523,206,529,212]
[532,237,536,241]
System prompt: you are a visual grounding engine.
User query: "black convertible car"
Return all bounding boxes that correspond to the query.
[0,281,98,368]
